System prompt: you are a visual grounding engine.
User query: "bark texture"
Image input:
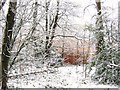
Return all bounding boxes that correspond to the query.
[1,1,17,89]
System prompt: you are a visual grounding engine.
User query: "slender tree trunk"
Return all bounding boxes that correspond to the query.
[0,52,1,81]
[118,1,120,51]
[45,0,59,58]
[32,0,38,59]
[62,28,65,58]
[95,0,105,54]
[118,4,120,84]
[45,1,49,58]
[47,0,59,50]
[1,0,17,89]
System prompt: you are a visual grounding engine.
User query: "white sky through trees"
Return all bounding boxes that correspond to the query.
[2,0,118,25]
[1,0,120,23]
[70,0,119,24]
[0,0,120,46]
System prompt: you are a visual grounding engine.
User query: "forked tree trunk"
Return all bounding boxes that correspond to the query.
[45,0,59,58]
[1,0,17,89]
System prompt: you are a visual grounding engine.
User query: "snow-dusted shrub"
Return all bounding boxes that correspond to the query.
[92,44,120,85]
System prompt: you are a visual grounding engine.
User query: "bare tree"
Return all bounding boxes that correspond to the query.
[45,0,60,58]
[1,0,17,89]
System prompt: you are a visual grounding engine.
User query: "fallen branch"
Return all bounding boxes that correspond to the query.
[8,68,57,79]
[8,70,48,79]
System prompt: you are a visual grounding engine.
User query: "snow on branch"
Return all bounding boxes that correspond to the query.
[109,63,120,67]
[0,0,6,10]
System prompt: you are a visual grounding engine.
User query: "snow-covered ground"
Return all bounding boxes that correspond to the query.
[6,63,118,88]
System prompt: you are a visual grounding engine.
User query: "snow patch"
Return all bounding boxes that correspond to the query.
[7,65,117,88]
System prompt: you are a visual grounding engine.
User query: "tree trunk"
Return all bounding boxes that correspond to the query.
[95,0,105,54]
[0,52,1,81]
[118,1,120,51]
[45,0,59,58]
[1,0,17,89]
[118,3,120,81]
[45,1,49,58]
